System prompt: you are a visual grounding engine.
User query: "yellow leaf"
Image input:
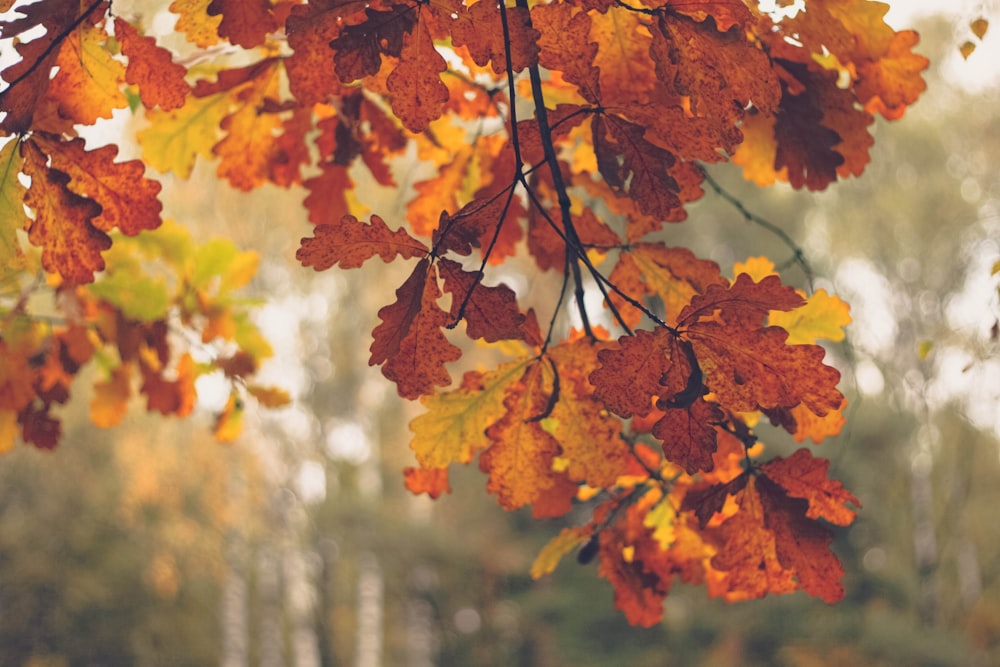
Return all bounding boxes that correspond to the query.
[247,384,291,408]
[409,356,532,468]
[214,393,244,442]
[0,139,27,278]
[138,92,230,178]
[643,497,677,550]
[917,340,933,360]
[530,527,591,579]
[47,22,127,125]
[170,0,223,47]
[0,410,18,454]
[91,365,131,428]
[971,18,989,40]
[733,257,776,282]
[769,289,851,344]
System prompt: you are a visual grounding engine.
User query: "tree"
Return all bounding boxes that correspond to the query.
[0,0,929,625]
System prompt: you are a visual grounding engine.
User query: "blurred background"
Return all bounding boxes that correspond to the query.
[2,4,1000,666]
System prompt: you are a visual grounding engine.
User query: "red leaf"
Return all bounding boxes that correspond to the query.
[651,398,723,475]
[386,16,449,132]
[404,466,452,499]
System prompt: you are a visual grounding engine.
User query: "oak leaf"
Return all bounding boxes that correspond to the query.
[46,19,127,126]
[138,92,230,178]
[760,448,860,527]
[34,135,163,236]
[117,19,191,111]
[479,362,561,510]
[409,356,533,468]
[297,215,428,270]
[403,466,452,499]
[437,258,526,343]
[369,259,462,399]
[206,0,277,48]
[22,141,110,285]
[90,364,131,428]
[170,0,222,47]
[386,15,449,132]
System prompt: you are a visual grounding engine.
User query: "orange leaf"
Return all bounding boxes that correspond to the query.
[403,466,452,499]
[547,339,632,488]
[22,141,110,285]
[33,136,163,236]
[479,362,561,510]
[0,340,36,413]
[757,476,846,603]
[303,164,353,227]
[285,2,347,104]
[710,476,797,601]
[533,2,600,103]
[679,275,843,414]
[591,328,691,419]
[46,19,127,126]
[117,19,191,111]
[760,448,860,527]
[451,1,539,74]
[297,215,428,271]
[369,259,462,399]
[141,352,196,417]
[90,364,131,428]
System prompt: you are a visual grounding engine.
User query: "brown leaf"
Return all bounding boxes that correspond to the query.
[386,16,449,132]
[437,258,526,343]
[206,0,277,48]
[369,259,462,399]
[760,448,860,526]
[651,398,723,475]
[298,215,428,271]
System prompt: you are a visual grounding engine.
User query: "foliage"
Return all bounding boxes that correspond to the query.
[0,0,928,624]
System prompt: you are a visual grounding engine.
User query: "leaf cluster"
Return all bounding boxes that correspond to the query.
[0,0,927,623]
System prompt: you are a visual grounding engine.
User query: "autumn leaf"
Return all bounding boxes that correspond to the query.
[117,19,191,111]
[138,92,230,178]
[437,258,526,343]
[369,259,462,399]
[297,215,428,271]
[651,398,723,475]
[760,448,861,526]
[90,364,131,428]
[46,19,127,126]
[0,139,27,274]
[22,141,110,285]
[409,356,533,468]
[170,0,223,47]
[531,526,591,579]
[678,275,844,414]
[386,15,449,132]
[206,0,277,48]
[403,465,452,499]
[33,135,163,236]
[0,0,83,134]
